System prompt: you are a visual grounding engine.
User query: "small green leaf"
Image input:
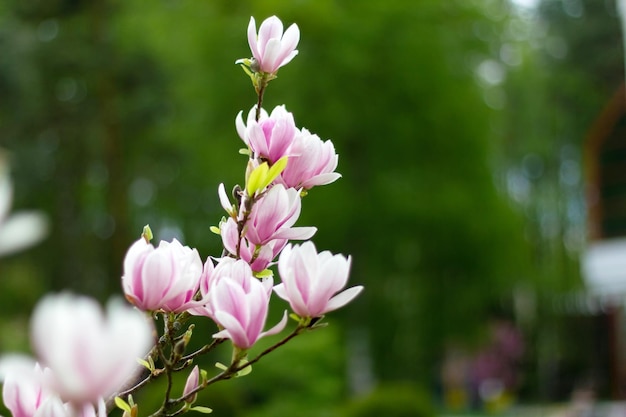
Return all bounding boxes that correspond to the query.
[236,364,252,377]
[264,156,288,188]
[141,225,153,242]
[246,162,269,196]
[255,269,273,279]
[215,362,228,371]
[136,358,152,371]
[114,397,131,414]
[209,226,220,235]
[234,358,252,377]
[190,406,213,414]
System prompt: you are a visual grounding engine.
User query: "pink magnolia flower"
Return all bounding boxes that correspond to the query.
[34,397,68,417]
[274,242,363,318]
[236,105,297,164]
[245,184,316,246]
[0,358,107,417]
[0,359,51,417]
[189,257,272,318]
[277,128,341,190]
[240,238,287,272]
[219,217,287,272]
[247,16,299,74]
[30,294,153,405]
[122,237,203,312]
[75,400,106,417]
[212,276,287,350]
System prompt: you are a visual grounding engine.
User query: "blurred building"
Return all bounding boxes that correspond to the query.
[582,82,626,399]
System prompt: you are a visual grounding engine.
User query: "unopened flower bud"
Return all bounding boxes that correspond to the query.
[183,366,200,404]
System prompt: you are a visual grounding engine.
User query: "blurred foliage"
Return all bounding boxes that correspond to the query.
[2,0,622,414]
[341,382,435,417]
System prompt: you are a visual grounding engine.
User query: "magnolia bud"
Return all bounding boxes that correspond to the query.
[183,366,200,404]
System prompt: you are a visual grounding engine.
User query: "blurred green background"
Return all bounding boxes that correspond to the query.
[1,0,624,415]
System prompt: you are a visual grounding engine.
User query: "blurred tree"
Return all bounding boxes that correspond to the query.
[498,0,624,401]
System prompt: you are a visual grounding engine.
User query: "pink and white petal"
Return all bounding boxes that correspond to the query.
[278,268,309,317]
[301,173,342,189]
[322,286,364,314]
[257,17,283,56]
[247,122,270,157]
[214,311,249,349]
[235,111,247,143]
[260,275,274,294]
[33,396,69,417]
[278,50,298,69]
[279,24,300,59]
[259,310,288,339]
[272,283,289,301]
[247,17,259,60]
[260,39,282,73]
[140,251,174,309]
[273,226,317,241]
[220,218,240,256]
[319,255,351,293]
[212,280,247,324]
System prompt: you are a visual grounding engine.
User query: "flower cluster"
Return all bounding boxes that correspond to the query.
[0,15,362,417]
[1,295,152,417]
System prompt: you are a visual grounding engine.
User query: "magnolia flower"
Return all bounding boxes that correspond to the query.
[0,358,107,417]
[219,216,287,272]
[274,242,363,318]
[235,105,297,164]
[277,128,341,190]
[0,358,51,417]
[212,275,287,350]
[245,184,316,246]
[122,237,203,312]
[0,153,48,257]
[247,16,299,74]
[239,237,287,273]
[30,294,153,404]
[189,257,272,318]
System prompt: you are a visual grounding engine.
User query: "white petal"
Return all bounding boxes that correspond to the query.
[235,111,247,142]
[259,310,288,338]
[0,211,48,256]
[323,286,364,314]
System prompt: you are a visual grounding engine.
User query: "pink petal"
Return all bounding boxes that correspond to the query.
[300,173,341,189]
[259,310,288,339]
[323,286,364,314]
[235,111,247,142]
[247,17,259,60]
[257,16,283,57]
[273,226,317,241]
[279,24,300,60]
[213,312,249,349]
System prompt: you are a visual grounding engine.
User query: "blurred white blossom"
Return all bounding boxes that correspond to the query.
[0,152,48,256]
